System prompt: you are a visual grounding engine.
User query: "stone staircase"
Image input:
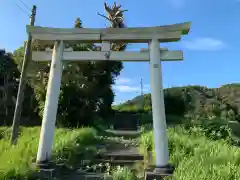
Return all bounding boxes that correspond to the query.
[31,163,111,180]
[95,143,144,168]
[31,130,173,179]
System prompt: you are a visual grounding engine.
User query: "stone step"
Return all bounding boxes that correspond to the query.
[33,168,113,180]
[94,159,142,166]
[96,153,144,161]
[67,172,111,180]
[84,173,112,180]
[104,129,142,138]
[145,172,174,180]
[144,166,175,180]
[96,146,144,161]
[57,172,112,180]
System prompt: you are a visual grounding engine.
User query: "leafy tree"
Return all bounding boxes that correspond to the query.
[37,2,126,127]
[0,49,39,125]
[0,50,19,124]
[56,12,124,127]
[10,3,127,127]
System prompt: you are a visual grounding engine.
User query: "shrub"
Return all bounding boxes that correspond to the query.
[139,126,240,180]
[0,127,97,179]
[111,166,137,180]
[185,119,232,140]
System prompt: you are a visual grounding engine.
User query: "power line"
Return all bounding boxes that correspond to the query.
[15,3,30,17]
[18,0,31,11]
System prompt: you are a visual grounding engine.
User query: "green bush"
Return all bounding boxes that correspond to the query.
[0,127,97,179]
[111,166,137,180]
[139,126,240,180]
[184,118,232,141]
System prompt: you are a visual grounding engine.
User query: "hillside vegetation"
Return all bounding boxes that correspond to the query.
[115,84,240,122]
[140,124,240,180]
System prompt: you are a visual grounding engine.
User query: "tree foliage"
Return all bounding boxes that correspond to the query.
[54,1,127,127]
[0,50,19,123]
[1,2,127,127]
[0,50,39,125]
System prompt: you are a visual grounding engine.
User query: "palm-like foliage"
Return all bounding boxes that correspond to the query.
[98,2,128,51]
[98,2,127,28]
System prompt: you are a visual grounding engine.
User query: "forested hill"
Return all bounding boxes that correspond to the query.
[114,84,240,122]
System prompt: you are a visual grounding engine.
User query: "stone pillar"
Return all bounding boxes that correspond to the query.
[36,40,64,163]
[149,39,173,174]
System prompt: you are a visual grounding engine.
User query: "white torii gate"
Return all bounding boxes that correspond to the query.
[27,22,191,171]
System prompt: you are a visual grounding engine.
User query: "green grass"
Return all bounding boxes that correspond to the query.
[0,127,97,179]
[111,166,137,180]
[3,120,240,179]
[0,126,139,179]
[139,126,240,180]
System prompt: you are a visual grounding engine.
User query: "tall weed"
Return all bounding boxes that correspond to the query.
[140,126,240,180]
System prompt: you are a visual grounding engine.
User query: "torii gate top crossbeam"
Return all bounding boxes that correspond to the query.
[27,22,191,45]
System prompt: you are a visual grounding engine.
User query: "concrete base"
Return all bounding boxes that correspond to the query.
[34,161,54,169]
[31,162,55,180]
[154,164,175,174]
[145,164,175,180]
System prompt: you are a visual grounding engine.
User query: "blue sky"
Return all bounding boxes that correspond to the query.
[1,0,240,104]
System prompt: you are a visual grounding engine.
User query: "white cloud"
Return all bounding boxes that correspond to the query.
[114,85,150,93]
[112,99,126,105]
[144,84,150,88]
[115,78,132,84]
[114,85,140,92]
[182,38,226,51]
[114,77,150,93]
[169,0,185,8]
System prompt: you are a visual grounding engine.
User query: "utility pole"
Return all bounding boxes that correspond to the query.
[11,5,37,145]
[137,78,144,129]
[140,78,144,110]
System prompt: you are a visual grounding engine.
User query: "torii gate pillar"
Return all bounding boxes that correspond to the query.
[149,39,173,174]
[36,40,64,163]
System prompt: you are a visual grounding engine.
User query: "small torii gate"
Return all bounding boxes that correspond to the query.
[27,21,191,174]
